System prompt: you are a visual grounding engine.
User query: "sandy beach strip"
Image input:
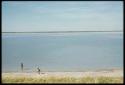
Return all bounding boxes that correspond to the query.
[2,69,123,78]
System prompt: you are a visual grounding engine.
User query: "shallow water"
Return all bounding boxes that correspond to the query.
[2,32,123,72]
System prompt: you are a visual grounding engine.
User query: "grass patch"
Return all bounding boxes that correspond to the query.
[2,75,123,83]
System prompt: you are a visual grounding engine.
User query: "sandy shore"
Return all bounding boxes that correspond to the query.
[2,69,123,78]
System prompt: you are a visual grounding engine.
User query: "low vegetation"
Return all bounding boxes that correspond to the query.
[2,74,123,83]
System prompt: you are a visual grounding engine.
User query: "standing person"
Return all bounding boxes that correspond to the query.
[37,67,40,74]
[21,63,23,72]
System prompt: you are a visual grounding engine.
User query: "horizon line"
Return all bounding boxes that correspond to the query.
[2,30,123,33]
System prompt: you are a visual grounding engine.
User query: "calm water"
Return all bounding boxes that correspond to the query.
[2,32,123,72]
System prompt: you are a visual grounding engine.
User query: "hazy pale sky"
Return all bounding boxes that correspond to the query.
[2,1,123,32]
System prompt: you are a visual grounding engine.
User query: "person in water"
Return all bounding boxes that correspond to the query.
[21,63,23,72]
[37,67,40,74]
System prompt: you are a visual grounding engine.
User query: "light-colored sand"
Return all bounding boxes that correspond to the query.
[2,69,123,78]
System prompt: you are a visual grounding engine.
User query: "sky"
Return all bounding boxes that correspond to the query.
[2,1,123,32]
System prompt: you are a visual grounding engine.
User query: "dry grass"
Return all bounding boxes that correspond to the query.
[2,72,123,84]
